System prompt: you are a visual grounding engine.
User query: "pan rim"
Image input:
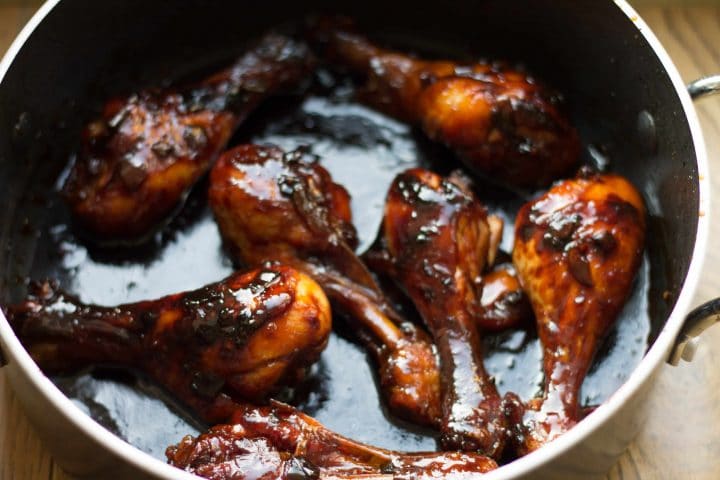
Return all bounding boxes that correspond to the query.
[0,0,710,478]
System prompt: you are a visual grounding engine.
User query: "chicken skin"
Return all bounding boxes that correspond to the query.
[510,169,645,454]
[477,259,533,332]
[5,266,331,423]
[63,33,314,244]
[371,168,507,458]
[310,18,580,188]
[167,400,498,480]
[209,144,441,427]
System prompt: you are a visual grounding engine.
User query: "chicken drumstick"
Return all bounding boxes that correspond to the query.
[5,266,331,423]
[310,18,580,188]
[168,400,498,480]
[510,169,645,454]
[63,33,315,244]
[371,168,507,458]
[209,144,442,427]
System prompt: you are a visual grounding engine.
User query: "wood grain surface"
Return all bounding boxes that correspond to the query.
[2,4,720,480]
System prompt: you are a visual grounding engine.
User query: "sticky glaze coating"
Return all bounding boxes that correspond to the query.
[478,260,533,332]
[167,400,498,479]
[5,266,331,423]
[375,168,507,458]
[309,18,580,188]
[209,144,442,427]
[510,169,645,455]
[364,187,525,335]
[62,33,315,244]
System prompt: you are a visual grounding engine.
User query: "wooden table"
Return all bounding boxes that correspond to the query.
[2,4,720,479]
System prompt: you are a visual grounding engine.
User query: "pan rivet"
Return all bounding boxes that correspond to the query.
[637,110,657,154]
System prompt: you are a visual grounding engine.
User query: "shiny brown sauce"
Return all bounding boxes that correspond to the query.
[28,67,649,460]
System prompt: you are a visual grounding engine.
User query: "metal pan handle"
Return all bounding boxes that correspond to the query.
[688,75,720,100]
[669,298,720,365]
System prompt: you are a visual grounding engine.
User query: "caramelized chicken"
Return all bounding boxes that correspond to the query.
[63,33,314,244]
[209,144,442,427]
[363,181,528,335]
[371,168,506,457]
[510,169,645,454]
[5,266,331,423]
[478,259,533,332]
[168,400,498,480]
[309,18,580,188]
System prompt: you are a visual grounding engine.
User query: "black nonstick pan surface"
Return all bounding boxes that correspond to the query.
[0,0,698,471]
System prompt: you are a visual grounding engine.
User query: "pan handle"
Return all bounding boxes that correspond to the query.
[668,298,720,365]
[688,75,720,100]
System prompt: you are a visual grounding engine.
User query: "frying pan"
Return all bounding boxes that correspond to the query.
[0,0,717,478]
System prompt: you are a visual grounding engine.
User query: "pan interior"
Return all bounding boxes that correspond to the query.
[0,0,697,465]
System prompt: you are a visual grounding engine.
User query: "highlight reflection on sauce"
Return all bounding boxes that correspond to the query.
[32,72,650,458]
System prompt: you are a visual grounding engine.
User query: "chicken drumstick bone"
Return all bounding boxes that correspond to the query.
[209,144,441,427]
[6,265,330,423]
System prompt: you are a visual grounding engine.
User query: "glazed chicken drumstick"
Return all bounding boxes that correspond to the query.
[369,168,507,458]
[209,144,442,428]
[63,32,315,244]
[310,18,580,188]
[509,169,645,455]
[168,400,498,480]
[5,266,331,423]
